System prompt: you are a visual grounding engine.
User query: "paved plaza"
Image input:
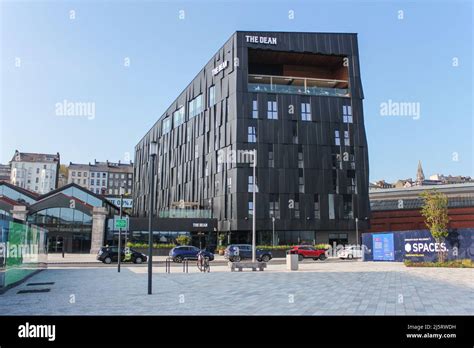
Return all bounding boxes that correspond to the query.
[1,261,472,315]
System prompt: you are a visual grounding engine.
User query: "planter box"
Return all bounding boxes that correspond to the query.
[132,247,172,256]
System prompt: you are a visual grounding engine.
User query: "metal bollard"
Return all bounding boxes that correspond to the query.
[165,257,171,273]
[183,258,188,273]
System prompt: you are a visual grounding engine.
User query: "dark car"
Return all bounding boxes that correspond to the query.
[169,245,214,263]
[290,245,327,261]
[97,246,147,264]
[224,244,272,262]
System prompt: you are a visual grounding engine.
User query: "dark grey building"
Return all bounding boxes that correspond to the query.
[134,31,370,246]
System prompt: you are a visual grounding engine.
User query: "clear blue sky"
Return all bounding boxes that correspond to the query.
[1,0,472,182]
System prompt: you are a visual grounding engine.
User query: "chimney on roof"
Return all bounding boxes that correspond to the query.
[118,160,121,164]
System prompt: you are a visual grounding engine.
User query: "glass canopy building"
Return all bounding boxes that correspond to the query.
[0,181,120,253]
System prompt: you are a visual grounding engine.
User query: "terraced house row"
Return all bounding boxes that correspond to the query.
[133,31,370,247]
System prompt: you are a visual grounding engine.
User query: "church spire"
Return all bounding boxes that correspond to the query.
[416,160,425,183]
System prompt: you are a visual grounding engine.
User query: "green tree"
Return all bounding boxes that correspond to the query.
[420,190,449,262]
[176,235,191,246]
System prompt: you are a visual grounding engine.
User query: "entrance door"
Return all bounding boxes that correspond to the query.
[48,236,64,253]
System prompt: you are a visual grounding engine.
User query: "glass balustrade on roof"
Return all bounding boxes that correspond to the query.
[248,74,350,98]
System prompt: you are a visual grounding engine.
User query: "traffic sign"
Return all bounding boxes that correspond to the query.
[114,217,128,230]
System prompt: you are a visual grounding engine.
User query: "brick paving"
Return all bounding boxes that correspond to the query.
[1,261,472,315]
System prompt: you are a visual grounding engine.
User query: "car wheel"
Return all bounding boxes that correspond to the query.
[174,256,183,263]
[233,255,241,262]
[261,255,270,262]
[298,254,304,262]
[135,257,143,264]
[319,254,327,261]
[104,257,112,264]
[348,254,353,260]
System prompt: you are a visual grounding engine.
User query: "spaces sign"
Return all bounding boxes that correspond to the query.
[404,237,448,258]
[372,233,395,261]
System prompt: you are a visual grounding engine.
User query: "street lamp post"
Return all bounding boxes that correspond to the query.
[148,141,158,295]
[118,186,125,273]
[252,149,257,263]
[272,216,275,247]
[355,217,359,246]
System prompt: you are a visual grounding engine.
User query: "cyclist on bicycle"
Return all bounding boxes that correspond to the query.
[197,249,210,272]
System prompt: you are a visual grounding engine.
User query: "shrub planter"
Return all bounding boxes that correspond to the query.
[133,247,173,256]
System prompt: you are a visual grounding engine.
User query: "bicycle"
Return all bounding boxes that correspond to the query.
[197,251,210,272]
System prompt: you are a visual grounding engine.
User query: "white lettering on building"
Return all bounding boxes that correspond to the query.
[245,35,277,45]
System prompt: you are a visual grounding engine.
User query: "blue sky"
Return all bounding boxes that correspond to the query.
[1,0,472,182]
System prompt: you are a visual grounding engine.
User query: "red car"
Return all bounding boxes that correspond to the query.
[290,245,327,261]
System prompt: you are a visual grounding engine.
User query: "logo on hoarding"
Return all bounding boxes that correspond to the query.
[404,241,447,253]
[245,35,277,45]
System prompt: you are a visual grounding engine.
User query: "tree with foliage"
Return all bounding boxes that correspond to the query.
[176,235,191,246]
[420,190,449,262]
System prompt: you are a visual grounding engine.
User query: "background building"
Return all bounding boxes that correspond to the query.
[68,160,133,195]
[9,150,60,194]
[368,183,474,232]
[0,164,11,183]
[0,181,120,253]
[133,31,370,246]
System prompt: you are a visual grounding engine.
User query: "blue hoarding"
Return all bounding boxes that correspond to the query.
[362,228,474,262]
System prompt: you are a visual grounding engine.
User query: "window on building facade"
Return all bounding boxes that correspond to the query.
[343,105,353,123]
[328,194,335,220]
[248,200,253,217]
[227,177,232,192]
[91,173,95,178]
[102,173,106,178]
[294,199,300,219]
[90,179,94,186]
[162,118,171,135]
[314,194,320,219]
[344,131,350,146]
[252,99,258,119]
[301,102,311,121]
[248,126,257,143]
[292,122,298,144]
[78,172,82,177]
[189,95,203,118]
[269,194,280,219]
[36,168,40,174]
[195,144,199,159]
[173,106,185,127]
[347,170,356,193]
[335,130,341,146]
[72,171,76,177]
[343,194,353,219]
[268,144,274,168]
[298,148,303,168]
[209,85,216,107]
[298,171,304,193]
[248,175,254,192]
[332,169,338,192]
[267,100,278,119]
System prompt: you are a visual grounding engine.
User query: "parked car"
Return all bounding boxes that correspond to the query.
[338,246,363,259]
[290,245,327,261]
[224,244,272,262]
[169,246,214,263]
[97,246,147,264]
